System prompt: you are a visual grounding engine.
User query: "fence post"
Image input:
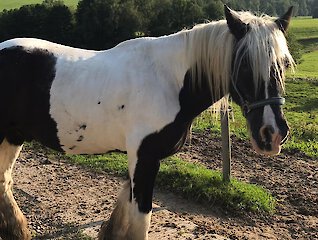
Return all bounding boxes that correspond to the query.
[221,107,231,182]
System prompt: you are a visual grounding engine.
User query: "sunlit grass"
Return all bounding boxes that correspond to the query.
[69,153,276,213]
[288,51,318,79]
[290,17,318,40]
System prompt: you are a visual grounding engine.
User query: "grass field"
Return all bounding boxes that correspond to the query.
[288,17,318,79]
[290,51,318,79]
[290,17,318,41]
[0,0,79,11]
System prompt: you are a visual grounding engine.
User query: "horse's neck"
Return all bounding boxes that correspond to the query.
[152,32,224,122]
[153,33,189,77]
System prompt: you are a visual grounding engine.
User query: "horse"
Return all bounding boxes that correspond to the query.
[0,5,294,240]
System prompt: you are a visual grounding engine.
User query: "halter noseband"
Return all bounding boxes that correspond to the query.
[231,78,285,117]
[242,97,285,116]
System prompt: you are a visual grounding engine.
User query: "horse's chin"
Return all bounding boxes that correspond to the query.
[250,138,282,156]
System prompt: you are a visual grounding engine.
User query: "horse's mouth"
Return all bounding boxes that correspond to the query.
[250,134,283,156]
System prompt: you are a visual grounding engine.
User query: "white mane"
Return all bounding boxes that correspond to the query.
[185,11,295,106]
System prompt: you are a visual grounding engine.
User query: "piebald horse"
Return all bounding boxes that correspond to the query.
[0,6,294,240]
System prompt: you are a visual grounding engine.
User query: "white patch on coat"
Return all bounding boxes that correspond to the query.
[0,38,97,61]
[262,81,279,133]
[0,139,22,193]
[128,201,151,240]
[263,105,279,133]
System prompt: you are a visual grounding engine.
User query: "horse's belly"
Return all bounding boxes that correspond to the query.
[49,89,128,154]
[49,61,128,154]
[58,125,126,155]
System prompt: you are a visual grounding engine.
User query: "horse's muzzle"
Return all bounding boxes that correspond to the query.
[251,125,289,156]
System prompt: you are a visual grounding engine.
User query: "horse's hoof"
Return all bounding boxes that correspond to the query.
[0,228,31,240]
[0,212,31,240]
[98,220,111,240]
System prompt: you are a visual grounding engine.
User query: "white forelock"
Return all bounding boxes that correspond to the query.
[232,11,295,94]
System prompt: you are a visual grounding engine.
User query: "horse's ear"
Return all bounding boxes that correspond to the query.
[224,5,249,40]
[275,6,293,34]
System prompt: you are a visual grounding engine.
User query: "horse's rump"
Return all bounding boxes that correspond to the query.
[0,45,61,149]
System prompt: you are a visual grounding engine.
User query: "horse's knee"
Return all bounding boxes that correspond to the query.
[0,191,31,240]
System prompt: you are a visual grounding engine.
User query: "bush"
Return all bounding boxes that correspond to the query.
[313,7,318,18]
[75,0,142,49]
[286,31,303,63]
[0,1,74,45]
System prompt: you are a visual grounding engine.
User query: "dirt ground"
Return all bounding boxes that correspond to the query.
[9,130,318,239]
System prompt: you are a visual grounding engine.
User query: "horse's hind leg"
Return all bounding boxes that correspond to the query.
[0,139,31,240]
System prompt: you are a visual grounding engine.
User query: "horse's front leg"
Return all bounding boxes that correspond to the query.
[0,139,31,240]
[99,148,160,240]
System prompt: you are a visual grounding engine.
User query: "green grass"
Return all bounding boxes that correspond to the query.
[283,79,318,155]
[288,17,318,79]
[0,0,79,11]
[69,153,275,213]
[289,51,318,79]
[290,17,318,42]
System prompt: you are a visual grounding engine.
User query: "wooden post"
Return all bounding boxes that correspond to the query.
[221,107,231,182]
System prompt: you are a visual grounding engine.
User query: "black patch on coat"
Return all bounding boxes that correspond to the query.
[79,124,87,130]
[77,135,84,142]
[0,46,62,150]
[106,149,127,154]
[133,69,214,213]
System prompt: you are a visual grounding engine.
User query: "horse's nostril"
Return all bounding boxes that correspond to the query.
[260,125,274,143]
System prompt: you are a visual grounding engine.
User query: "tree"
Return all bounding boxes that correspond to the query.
[204,0,224,20]
[75,0,142,49]
[0,2,74,44]
[286,32,303,63]
[312,0,318,17]
[44,4,74,44]
[148,0,206,36]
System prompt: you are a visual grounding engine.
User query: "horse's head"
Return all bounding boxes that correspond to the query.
[225,6,294,156]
